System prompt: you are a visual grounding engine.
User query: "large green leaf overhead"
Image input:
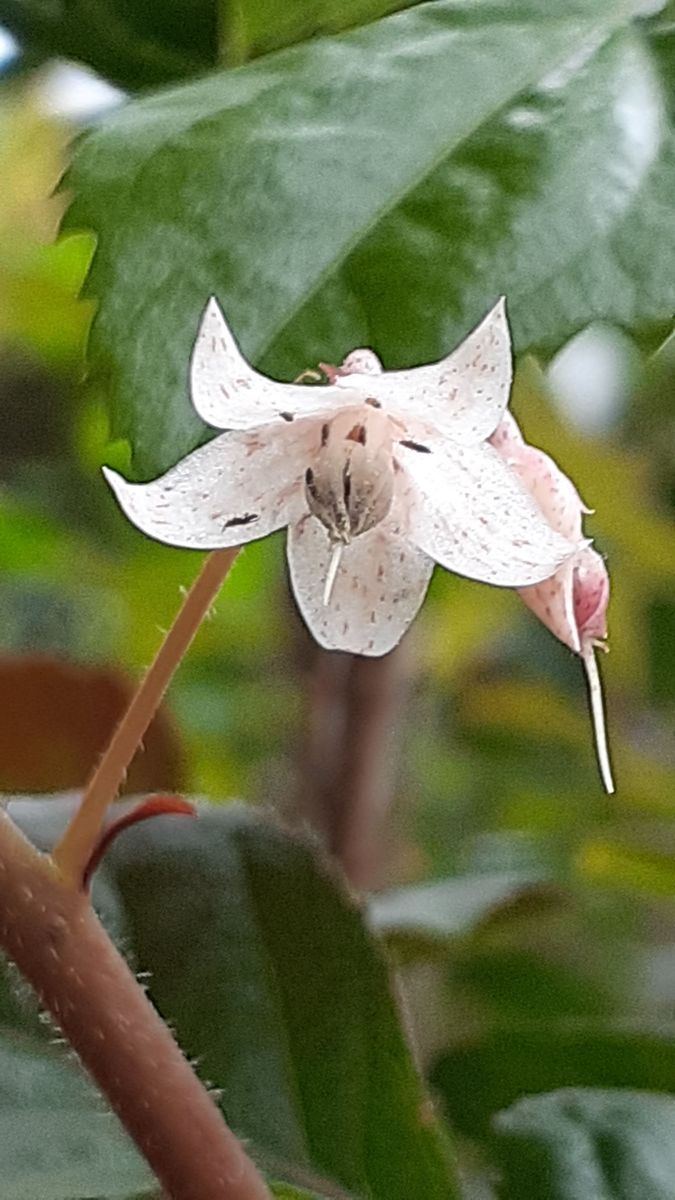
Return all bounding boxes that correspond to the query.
[64,0,673,478]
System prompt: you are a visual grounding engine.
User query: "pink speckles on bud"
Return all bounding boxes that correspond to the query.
[491,411,588,544]
[490,414,614,793]
[573,546,609,642]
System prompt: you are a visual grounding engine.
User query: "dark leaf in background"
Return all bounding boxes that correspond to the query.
[493,1088,675,1200]
[62,0,675,479]
[0,0,218,90]
[432,1026,675,1142]
[228,0,426,64]
[0,0,425,88]
[368,873,547,962]
[0,655,184,794]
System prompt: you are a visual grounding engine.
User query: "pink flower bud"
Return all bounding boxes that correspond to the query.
[490,414,613,793]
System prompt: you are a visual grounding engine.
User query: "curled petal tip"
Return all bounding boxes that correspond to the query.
[102,464,124,491]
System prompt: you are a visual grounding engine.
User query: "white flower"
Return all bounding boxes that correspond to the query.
[104,297,579,656]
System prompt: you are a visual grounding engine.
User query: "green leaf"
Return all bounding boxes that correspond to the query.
[270,1187,322,1200]
[0,1036,153,1199]
[0,0,424,86]
[0,1024,329,1200]
[0,0,218,90]
[370,872,542,940]
[63,0,669,478]
[369,873,545,961]
[493,1088,675,1200]
[105,806,458,1199]
[9,798,458,1200]
[515,137,675,351]
[229,0,426,64]
[431,1025,675,1142]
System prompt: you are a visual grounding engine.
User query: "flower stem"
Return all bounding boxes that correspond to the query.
[0,809,270,1200]
[52,548,239,887]
[302,641,410,889]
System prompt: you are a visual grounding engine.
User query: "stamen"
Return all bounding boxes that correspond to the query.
[223,512,258,528]
[582,643,614,794]
[323,542,343,606]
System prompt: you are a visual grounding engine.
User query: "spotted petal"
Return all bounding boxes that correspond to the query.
[334,299,511,443]
[519,559,581,653]
[397,436,578,587]
[491,412,587,543]
[191,298,355,430]
[287,512,433,656]
[104,420,314,550]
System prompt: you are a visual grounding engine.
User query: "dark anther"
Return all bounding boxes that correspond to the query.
[342,463,352,506]
[346,423,367,445]
[321,422,330,446]
[400,438,431,453]
[279,411,295,422]
[365,397,382,408]
[224,512,259,528]
[305,467,318,500]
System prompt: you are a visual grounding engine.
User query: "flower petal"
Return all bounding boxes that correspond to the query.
[287,513,433,656]
[519,559,581,654]
[333,299,511,443]
[104,421,314,550]
[191,298,353,430]
[491,412,587,543]
[573,546,609,641]
[397,436,578,587]
[518,545,609,656]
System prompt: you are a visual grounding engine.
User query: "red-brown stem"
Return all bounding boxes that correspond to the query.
[303,643,410,890]
[53,548,239,887]
[0,810,271,1200]
[334,647,410,889]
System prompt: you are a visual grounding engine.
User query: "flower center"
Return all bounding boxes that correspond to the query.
[303,407,395,547]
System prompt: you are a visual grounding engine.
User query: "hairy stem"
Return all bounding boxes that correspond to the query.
[53,549,239,887]
[0,810,270,1200]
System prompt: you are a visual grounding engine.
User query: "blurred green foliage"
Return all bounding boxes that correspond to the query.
[1,0,675,1197]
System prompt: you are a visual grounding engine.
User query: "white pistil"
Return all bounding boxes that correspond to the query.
[323,542,343,606]
[583,642,614,794]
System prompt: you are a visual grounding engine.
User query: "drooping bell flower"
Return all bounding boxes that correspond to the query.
[104,298,579,657]
[490,411,613,793]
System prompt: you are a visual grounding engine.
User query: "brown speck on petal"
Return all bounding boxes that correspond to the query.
[346,423,367,445]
